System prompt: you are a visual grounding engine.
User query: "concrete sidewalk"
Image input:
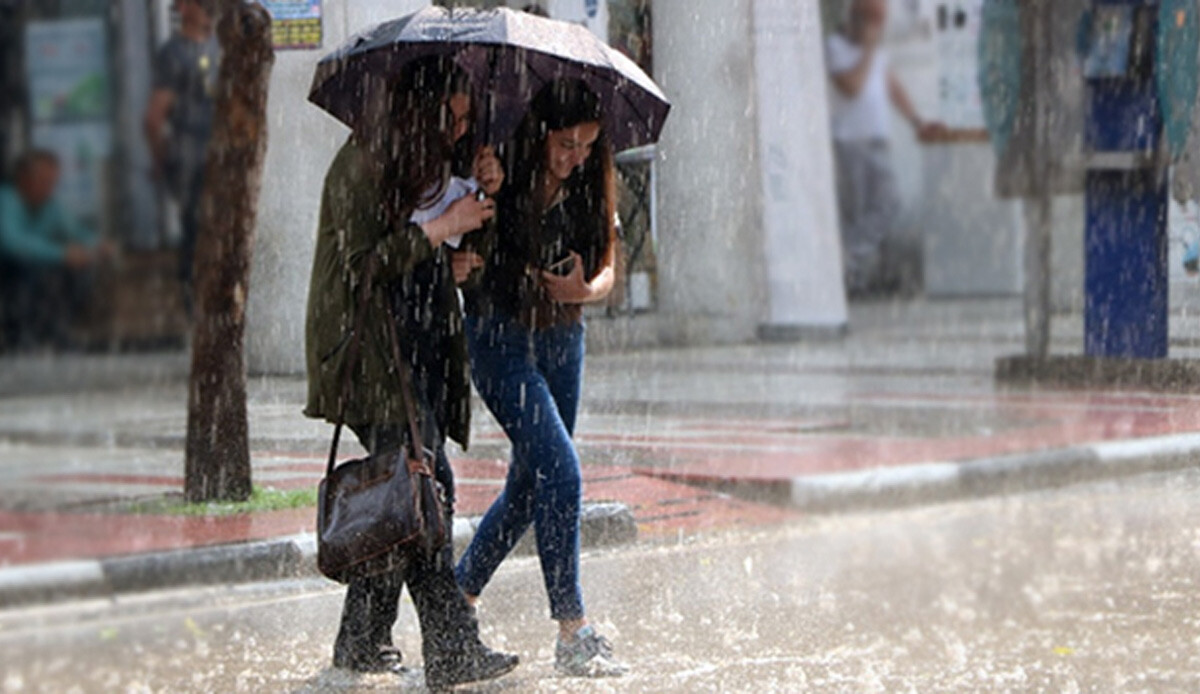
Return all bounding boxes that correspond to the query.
[4,298,1200,606]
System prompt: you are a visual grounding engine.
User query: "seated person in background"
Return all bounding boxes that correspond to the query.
[0,149,111,349]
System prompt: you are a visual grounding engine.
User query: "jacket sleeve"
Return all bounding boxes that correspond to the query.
[372,220,436,280]
[327,170,435,285]
[455,218,498,291]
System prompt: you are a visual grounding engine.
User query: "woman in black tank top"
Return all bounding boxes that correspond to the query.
[455,79,629,678]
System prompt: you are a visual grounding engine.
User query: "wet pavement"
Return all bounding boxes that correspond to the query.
[0,449,791,566]
[1,467,1197,692]
[5,299,1200,569]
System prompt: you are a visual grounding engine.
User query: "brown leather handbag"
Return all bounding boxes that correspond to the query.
[316,257,448,584]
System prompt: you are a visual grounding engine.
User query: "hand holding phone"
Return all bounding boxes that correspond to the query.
[540,251,593,304]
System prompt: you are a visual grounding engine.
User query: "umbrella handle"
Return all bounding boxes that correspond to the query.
[484,47,498,147]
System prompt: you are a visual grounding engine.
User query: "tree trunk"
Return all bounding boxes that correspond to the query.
[185,2,275,503]
[1023,193,1052,358]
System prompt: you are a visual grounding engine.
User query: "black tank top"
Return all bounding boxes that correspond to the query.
[465,189,607,329]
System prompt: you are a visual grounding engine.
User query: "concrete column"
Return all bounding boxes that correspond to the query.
[246,0,430,374]
[651,0,767,345]
[115,0,160,250]
[752,0,847,337]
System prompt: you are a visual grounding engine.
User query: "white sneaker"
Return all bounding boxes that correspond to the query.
[554,625,629,678]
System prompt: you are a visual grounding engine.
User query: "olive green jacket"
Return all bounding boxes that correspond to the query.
[304,140,472,448]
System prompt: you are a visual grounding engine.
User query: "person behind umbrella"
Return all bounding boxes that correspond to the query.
[303,57,517,688]
[454,78,627,678]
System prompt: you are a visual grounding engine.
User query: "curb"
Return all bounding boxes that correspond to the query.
[789,433,1200,512]
[996,354,1200,391]
[0,502,638,610]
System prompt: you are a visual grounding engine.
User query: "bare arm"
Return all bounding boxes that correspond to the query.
[888,71,950,141]
[541,242,618,305]
[587,238,618,302]
[887,71,922,130]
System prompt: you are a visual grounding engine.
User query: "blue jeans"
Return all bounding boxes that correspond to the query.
[455,312,586,621]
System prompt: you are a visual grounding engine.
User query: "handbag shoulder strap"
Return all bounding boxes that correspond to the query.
[383,301,426,463]
[325,255,377,476]
[325,253,425,475]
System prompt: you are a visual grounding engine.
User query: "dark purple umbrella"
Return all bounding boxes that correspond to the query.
[308,6,670,152]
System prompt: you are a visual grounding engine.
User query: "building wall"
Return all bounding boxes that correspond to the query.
[650,0,767,344]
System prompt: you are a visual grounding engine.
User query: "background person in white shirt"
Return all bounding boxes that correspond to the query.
[827,0,943,297]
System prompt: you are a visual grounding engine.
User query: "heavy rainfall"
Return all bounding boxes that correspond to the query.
[1,0,1200,692]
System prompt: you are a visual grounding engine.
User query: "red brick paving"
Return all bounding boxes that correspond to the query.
[0,509,313,566]
[14,387,1195,569]
[0,455,791,568]
[30,474,183,487]
[632,390,1200,485]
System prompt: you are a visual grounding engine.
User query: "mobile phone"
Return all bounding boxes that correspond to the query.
[546,255,575,276]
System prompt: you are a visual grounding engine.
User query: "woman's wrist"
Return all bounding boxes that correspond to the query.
[583,273,613,304]
[419,217,450,246]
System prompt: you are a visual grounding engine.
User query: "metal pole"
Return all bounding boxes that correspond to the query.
[1023,192,1052,357]
[1022,0,1052,359]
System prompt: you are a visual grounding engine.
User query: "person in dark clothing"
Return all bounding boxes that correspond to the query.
[144,0,220,315]
[303,59,516,689]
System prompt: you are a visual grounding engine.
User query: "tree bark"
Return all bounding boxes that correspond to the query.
[185,2,275,503]
[1023,193,1052,358]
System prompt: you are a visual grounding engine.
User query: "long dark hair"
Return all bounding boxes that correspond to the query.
[354,57,471,230]
[503,79,617,275]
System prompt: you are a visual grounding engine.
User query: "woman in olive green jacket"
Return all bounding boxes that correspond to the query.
[303,58,514,689]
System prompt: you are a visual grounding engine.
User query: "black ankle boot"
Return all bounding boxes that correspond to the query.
[332,645,405,674]
[424,643,519,690]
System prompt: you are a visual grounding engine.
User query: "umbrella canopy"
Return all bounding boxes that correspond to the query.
[308,6,671,152]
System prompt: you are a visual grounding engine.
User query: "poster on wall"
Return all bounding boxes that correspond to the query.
[25,19,110,123]
[937,0,986,129]
[25,19,112,223]
[262,0,322,50]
